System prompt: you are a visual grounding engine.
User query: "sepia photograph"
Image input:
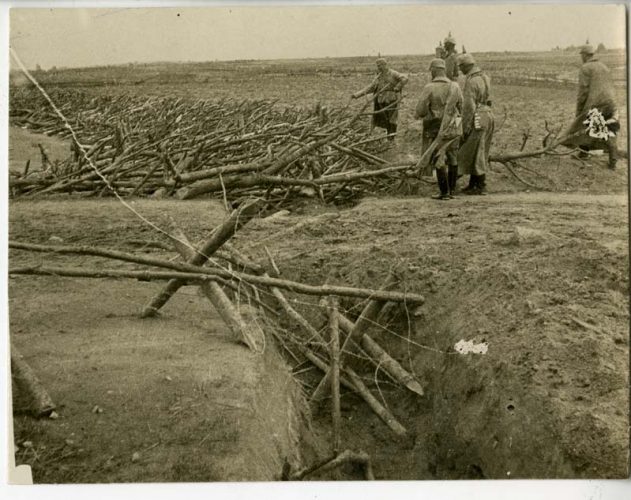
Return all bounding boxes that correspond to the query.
[2,0,629,494]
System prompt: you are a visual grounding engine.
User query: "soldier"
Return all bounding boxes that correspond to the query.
[351,58,409,141]
[457,53,494,195]
[415,58,463,200]
[442,33,459,82]
[562,45,619,170]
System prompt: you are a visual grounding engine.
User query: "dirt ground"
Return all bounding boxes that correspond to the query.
[7,57,630,482]
[8,145,629,481]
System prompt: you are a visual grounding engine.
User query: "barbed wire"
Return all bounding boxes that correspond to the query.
[10,46,451,365]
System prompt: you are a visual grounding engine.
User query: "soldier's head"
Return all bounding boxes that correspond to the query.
[375,58,388,74]
[457,53,475,75]
[444,33,456,52]
[429,58,446,78]
[580,44,595,63]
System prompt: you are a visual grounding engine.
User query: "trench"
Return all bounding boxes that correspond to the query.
[266,241,629,480]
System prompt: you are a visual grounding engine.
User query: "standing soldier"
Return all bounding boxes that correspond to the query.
[352,58,409,141]
[415,58,463,200]
[457,53,494,195]
[442,32,459,82]
[435,41,445,58]
[562,44,619,170]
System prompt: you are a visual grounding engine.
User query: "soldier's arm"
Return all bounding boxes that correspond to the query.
[414,87,431,120]
[391,70,409,91]
[353,77,378,98]
[461,84,476,134]
[473,75,487,104]
[576,66,590,116]
[453,84,464,113]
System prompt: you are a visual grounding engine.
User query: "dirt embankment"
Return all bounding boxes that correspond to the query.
[244,193,629,479]
[8,192,629,480]
[9,200,318,483]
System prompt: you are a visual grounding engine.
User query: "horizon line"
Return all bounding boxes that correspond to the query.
[10,46,627,72]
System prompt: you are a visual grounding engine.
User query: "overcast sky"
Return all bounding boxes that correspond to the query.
[8,2,628,70]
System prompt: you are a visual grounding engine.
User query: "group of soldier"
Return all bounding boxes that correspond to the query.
[351,34,620,200]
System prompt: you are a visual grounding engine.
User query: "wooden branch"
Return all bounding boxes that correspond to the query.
[294,343,406,436]
[504,161,548,190]
[343,366,407,436]
[311,271,399,402]
[328,297,342,453]
[336,305,424,396]
[360,335,424,397]
[140,198,262,317]
[169,226,264,352]
[289,449,374,480]
[11,344,56,417]
[9,241,425,304]
[204,281,265,352]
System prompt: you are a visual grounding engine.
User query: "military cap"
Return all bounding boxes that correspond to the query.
[580,44,595,55]
[375,57,388,65]
[457,53,475,66]
[444,33,456,45]
[429,58,446,70]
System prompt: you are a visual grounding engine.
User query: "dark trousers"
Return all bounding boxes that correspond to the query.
[437,164,460,196]
[386,123,397,141]
[579,136,618,166]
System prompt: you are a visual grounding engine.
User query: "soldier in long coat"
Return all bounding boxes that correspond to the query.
[456,53,494,195]
[562,45,619,169]
[442,33,459,82]
[352,58,409,141]
[415,58,463,199]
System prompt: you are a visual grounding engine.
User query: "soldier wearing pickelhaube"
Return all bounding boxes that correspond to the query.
[457,53,494,195]
[415,58,463,199]
[442,32,459,82]
[352,58,409,141]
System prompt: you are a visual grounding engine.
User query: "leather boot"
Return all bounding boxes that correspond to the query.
[463,175,478,194]
[448,164,458,198]
[476,174,487,195]
[432,168,450,200]
[607,136,618,170]
[387,124,397,142]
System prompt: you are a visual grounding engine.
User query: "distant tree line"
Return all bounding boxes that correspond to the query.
[552,42,607,52]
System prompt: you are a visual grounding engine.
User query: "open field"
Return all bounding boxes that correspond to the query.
[8,51,630,481]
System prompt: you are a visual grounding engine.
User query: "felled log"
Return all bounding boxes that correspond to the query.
[328,297,342,453]
[9,241,425,304]
[289,449,374,480]
[342,366,407,436]
[311,271,399,402]
[169,227,264,352]
[294,343,406,436]
[140,198,263,317]
[11,344,56,418]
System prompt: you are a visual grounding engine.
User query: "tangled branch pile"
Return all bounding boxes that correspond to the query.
[9,88,413,206]
[9,200,426,444]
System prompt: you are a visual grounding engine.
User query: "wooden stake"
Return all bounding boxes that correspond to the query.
[140,198,262,317]
[168,225,264,352]
[296,343,405,436]
[342,366,407,437]
[336,314,424,397]
[328,297,341,454]
[11,344,56,418]
[311,271,399,402]
[289,449,374,480]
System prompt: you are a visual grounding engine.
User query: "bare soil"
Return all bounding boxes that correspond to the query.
[8,58,630,482]
[9,189,629,481]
